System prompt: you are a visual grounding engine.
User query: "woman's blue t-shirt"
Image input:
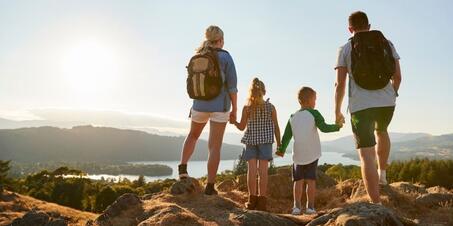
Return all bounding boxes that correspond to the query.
[192,50,238,112]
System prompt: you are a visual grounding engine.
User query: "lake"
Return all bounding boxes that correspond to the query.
[86,151,359,182]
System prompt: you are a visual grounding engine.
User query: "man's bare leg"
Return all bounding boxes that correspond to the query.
[358,147,380,203]
[376,131,390,184]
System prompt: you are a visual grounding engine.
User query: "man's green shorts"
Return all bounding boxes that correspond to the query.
[350,106,395,149]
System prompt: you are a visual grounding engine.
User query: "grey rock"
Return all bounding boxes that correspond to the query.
[415,193,453,207]
[307,202,408,226]
[10,210,50,226]
[235,210,298,226]
[45,219,68,226]
[390,182,427,194]
[426,186,451,194]
[170,177,203,195]
[94,193,143,226]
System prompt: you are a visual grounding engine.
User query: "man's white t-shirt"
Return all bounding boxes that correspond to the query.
[335,38,401,113]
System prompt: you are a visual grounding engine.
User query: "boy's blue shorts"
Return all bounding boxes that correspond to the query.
[242,143,273,161]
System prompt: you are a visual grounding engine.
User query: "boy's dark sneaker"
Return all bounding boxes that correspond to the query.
[204,183,218,195]
[178,164,189,179]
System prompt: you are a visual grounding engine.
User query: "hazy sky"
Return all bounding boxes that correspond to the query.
[1,1,452,139]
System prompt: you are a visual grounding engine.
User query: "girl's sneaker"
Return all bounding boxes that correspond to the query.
[291,207,302,215]
[305,208,317,215]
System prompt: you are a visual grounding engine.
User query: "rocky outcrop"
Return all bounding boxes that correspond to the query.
[307,202,415,226]
[390,182,427,194]
[9,210,68,226]
[170,177,203,195]
[415,193,453,207]
[233,210,299,226]
[93,193,143,226]
[426,186,451,194]
[4,176,453,226]
[90,184,302,226]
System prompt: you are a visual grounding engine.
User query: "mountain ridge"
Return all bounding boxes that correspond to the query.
[0,125,243,163]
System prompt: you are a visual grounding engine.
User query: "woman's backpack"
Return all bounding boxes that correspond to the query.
[186,48,226,100]
[351,30,396,90]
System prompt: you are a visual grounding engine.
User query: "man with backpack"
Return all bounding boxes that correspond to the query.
[334,11,402,204]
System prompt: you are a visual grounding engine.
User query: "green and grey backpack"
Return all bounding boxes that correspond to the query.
[186,48,226,100]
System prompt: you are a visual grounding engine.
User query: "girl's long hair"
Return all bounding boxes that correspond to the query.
[247,78,266,115]
[196,25,224,54]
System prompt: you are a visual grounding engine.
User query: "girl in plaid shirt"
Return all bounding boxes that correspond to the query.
[234,78,281,211]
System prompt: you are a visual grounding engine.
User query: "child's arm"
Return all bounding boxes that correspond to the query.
[276,119,292,157]
[271,105,281,148]
[234,106,249,131]
[307,109,342,133]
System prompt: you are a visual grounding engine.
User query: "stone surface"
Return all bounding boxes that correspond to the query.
[415,193,453,207]
[10,210,50,226]
[426,186,450,194]
[307,202,411,226]
[8,210,68,226]
[170,177,203,195]
[93,193,143,226]
[234,210,298,226]
[45,219,68,226]
[390,182,427,194]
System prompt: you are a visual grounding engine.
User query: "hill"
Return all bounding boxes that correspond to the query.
[390,133,453,160]
[0,126,243,162]
[85,172,453,226]
[322,132,431,153]
[342,133,453,161]
[2,162,453,225]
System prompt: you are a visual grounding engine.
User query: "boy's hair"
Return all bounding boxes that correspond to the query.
[348,11,369,30]
[298,86,316,104]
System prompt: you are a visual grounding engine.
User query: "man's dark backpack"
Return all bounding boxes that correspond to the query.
[186,48,226,100]
[351,30,396,90]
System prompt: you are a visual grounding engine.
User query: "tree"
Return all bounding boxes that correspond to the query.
[133,175,146,187]
[0,160,11,192]
[94,186,117,212]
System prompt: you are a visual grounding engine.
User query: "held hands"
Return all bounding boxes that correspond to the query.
[229,110,237,124]
[275,150,284,157]
[275,144,284,157]
[335,111,345,128]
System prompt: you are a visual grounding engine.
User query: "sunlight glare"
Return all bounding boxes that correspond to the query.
[61,39,121,100]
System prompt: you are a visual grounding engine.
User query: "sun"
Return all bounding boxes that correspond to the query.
[61,39,121,99]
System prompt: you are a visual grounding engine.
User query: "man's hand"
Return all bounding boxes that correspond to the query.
[275,150,284,157]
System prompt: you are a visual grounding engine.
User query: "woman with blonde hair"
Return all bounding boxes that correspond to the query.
[179,25,238,195]
[234,78,281,211]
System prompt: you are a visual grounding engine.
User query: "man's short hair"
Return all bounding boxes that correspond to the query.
[298,87,316,103]
[349,11,369,30]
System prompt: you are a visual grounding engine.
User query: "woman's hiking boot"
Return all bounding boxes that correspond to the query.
[204,183,218,195]
[256,196,267,211]
[178,164,189,179]
[245,195,258,210]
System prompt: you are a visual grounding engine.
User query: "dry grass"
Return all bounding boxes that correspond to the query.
[0,191,97,226]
